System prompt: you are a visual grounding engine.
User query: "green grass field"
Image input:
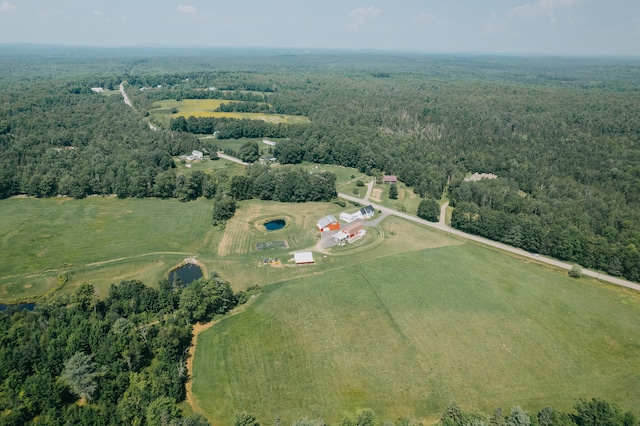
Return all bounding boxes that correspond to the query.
[192,239,640,425]
[150,99,310,126]
[0,193,399,301]
[0,197,217,301]
[2,174,640,426]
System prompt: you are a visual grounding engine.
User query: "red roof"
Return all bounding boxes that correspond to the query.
[342,221,363,235]
[383,175,397,183]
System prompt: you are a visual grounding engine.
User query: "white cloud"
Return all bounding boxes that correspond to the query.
[177,5,197,13]
[347,6,383,30]
[508,0,581,22]
[93,11,103,16]
[0,2,16,11]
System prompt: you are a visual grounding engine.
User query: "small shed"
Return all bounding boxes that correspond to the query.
[317,215,340,232]
[294,252,314,265]
[383,175,397,184]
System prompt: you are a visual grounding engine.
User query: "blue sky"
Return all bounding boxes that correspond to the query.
[1,1,639,55]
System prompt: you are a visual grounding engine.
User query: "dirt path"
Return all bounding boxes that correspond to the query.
[216,152,249,165]
[185,295,261,415]
[338,192,640,293]
[364,180,374,201]
[439,201,449,226]
[119,82,133,108]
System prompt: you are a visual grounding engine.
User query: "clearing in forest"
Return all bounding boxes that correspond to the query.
[150,99,310,125]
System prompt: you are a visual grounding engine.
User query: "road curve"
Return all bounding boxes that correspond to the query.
[338,192,640,292]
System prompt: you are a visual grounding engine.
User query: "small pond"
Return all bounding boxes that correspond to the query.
[168,263,203,285]
[0,303,36,312]
[264,219,286,231]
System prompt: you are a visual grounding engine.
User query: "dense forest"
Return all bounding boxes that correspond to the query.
[0,274,246,425]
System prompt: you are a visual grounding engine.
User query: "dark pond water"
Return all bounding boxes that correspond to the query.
[169,263,203,285]
[264,219,286,231]
[0,303,36,312]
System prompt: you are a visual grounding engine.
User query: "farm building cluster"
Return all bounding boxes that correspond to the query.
[316,205,374,245]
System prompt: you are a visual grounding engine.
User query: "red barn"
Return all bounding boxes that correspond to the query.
[317,215,340,232]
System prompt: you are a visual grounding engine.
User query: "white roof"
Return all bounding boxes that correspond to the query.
[294,252,314,264]
[317,215,337,229]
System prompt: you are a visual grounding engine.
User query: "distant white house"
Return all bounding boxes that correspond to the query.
[263,139,276,146]
[181,150,204,162]
[464,172,498,182]
[259,156,277,165]
[359,205,375,219]
[339,205,375,223]
[90,87,104,93]
[294,252,314,265]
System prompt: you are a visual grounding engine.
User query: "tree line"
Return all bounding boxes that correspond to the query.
[0,273,249,425]
[231,398,637,426]
[170,116,288,139]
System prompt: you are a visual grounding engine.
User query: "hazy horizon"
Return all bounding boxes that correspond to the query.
[1,1,639,57]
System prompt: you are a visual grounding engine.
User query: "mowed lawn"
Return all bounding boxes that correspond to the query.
[0,197,215,300]
[192,243,640,425]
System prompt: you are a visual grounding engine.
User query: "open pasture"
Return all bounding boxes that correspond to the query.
[193,241,640,425]
[0,192,451,301]
[174,154,247,176]
[0,197,216,301]
[151,99,310,125]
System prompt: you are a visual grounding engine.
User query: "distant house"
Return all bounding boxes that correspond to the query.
[263,139,276,146]
[383,175,397,184]
[259,156,277,165]
[464,172,498,182]
[339,205,374,223]
[332,221,366,243]
[317,215,340,232]
[90,87,104,93]
[182,150,204,162]
[294,252,314,265]
[359,205,375,219]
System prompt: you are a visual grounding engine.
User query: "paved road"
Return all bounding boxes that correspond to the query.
[338,192,640,292]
